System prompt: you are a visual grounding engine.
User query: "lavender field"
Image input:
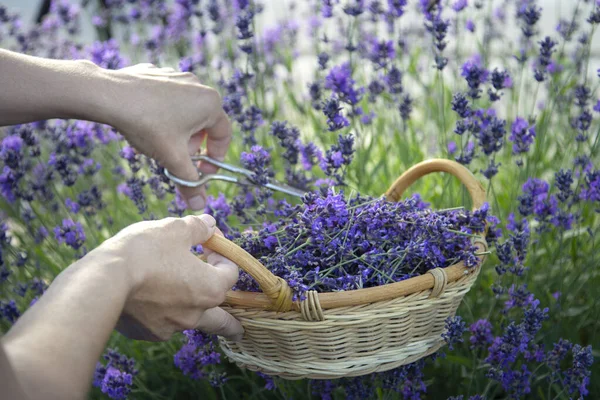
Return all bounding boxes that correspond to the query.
[0,0,599,399]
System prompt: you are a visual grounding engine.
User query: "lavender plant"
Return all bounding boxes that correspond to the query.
[0,0,598,399]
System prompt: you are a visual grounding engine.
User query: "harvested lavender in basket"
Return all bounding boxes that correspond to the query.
[214,188,494,302]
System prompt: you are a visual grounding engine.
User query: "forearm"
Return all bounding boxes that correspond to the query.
[0,48,115,126]
[1,250,131,400]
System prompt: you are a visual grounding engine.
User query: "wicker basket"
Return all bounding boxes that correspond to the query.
[202,159,488,380]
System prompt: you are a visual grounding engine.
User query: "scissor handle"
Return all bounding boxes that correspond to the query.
[164,155,306,197]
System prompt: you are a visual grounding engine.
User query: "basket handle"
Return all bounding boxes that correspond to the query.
[203,159,486,312]
[202,234,294,312]
[384,159,486,210]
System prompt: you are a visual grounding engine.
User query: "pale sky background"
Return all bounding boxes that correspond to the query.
[1,0,596,42]
[1,0,598,68]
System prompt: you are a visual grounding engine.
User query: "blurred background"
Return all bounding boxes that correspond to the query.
[2,0,599,55]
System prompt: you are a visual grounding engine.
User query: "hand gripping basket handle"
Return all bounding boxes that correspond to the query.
[202,234,295,312]
[202,158,486,312]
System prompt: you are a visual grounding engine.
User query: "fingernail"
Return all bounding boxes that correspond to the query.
[188,195,205,211]
[199,214,216,228]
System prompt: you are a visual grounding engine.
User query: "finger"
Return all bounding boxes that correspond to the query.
[161,145,207,210]
[196,307,244,341]
[187,130,206,156]
[133,63,156,69]
[198,110,232,175]
[181,214,216,246]
[206,252,240,290]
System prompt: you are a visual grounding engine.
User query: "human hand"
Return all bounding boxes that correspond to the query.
[102,63,232,210]
[99,214,242,342]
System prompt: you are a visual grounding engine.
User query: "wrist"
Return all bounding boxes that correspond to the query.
[69,246,133,302]
[57,59,118,124]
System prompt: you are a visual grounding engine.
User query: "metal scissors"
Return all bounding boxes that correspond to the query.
[164,154,306,198]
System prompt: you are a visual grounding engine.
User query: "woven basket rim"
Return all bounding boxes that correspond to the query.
[205,158,489,313]
[223,237,487,311]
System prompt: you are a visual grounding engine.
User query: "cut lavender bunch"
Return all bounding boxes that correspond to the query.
[229,189,490,302]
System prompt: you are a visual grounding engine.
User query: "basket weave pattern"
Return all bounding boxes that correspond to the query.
[219,269,480,379]
[204,159,488,380]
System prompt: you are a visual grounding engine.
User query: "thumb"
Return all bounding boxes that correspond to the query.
[162,146,207,211]
[196,307,244,341]
[179,214,217,246]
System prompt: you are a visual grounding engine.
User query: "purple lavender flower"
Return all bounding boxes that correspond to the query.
[325,63,364,105]
[369,39,395,68]
[101,367,133,400]
[174,330,222,381]
[588,5,600,24]
[360,111,375,125]
[462,20,473,33]
[235,11,253,41]
[321,135,355,184]
[469,319,493,349]
[555,169,573,202]
[399,95,413,121]
[455,140,475,165]
[88,39,128,69]
[308,82,323,110]
[367,79,385,102]
[472,108,506,158]
[461,55,489,99]
[447,141,458,155]
[488,68,511,101]
[564,345,593,396]
[65,198,80,213]
[269,121,300,165]
[93,349,137,399]
[580,169,600,202]
[534,36,556,82]
[387,0,407,18]
[451,92,471,118]
[518,4,541,39]
[205,194,232,235]
[425,14,450,69]
[0,299,20,323]
[452,0,467,12]
[322,97,350,131]
[509,117,536,155]
[384,66,403,94]
[343,0,365,16]
[443,316,466,350]
[240,145,273,186]
[121,177,147,214]
[300,142,323,170]
[519,178,548,216]
[556,18,579,41]
[48,153,78,187]
[321,0,334,18]
[238,106,264,146]
[168,190,188,217]
[79,158,101,176]
[53,219,86,250]
[317,52,330,70]
[504,284,535,312]
[0,135,24,170]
